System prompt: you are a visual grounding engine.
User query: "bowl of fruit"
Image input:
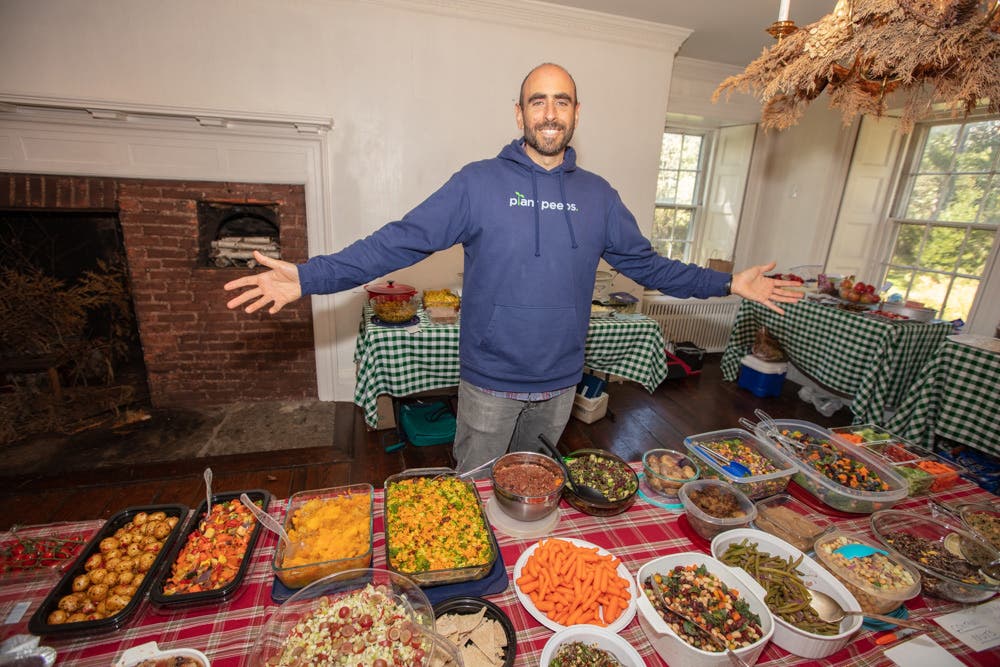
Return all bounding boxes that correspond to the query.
[836,276,880,310]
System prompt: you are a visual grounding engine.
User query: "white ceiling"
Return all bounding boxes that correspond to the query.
[543,0,831,66]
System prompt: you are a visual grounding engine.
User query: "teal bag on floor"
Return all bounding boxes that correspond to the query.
[399,401,456,446]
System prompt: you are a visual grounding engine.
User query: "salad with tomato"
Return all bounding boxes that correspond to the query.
[162,498,258,595]
[0,534,86,573]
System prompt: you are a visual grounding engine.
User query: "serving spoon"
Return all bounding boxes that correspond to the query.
[807,589,925,630]
[432,455,501,482]
[239,492,301,560]
[646,575,750,667]
[693,443,752,478]
[537,434,610,504]
[203,467,213,511]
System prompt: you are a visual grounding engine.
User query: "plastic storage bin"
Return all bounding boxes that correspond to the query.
[683,428,797,500]
[738,355,788,398]
[572,391,608,423]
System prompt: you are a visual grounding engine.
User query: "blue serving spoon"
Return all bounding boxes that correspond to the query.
[694,444,752,478]
[833,544,889,559]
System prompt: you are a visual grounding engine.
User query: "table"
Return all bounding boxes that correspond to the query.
[4,475,1000,667]
[720,299,952,425]
[887,336,1000,457]
[354,307,668,428]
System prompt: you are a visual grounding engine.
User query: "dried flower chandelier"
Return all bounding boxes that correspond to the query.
[714,0,1000,132]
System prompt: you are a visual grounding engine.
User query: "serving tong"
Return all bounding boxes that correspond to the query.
[741,410,822,455]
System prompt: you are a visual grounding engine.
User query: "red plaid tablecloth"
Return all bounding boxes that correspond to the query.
[3,474,1000,666]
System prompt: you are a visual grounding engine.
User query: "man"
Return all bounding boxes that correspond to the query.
[225,63,803,472]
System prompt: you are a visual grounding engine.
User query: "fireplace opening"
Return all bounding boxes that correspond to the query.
[0,210,149,444]
[197,201,280,268]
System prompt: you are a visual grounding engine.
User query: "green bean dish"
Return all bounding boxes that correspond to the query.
[721,539,840,636]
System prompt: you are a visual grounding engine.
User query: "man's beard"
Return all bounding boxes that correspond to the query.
[524,121,575,157]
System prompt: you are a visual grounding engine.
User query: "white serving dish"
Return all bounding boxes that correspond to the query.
[115,641,210,667]
[513,537,636,634]
[635,552,774,667]
[710,529,862,659]
[540,625,645,667]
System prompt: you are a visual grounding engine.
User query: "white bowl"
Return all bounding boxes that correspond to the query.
[115,642,210,667]
[635,552,773,667]
[540,625,644,666]
[710,529,862,659]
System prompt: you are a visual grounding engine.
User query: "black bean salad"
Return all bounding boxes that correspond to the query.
[265,584,433,666]
[549,641,623,667]
[565,454,637,502]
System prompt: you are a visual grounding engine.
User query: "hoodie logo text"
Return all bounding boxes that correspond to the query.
[509,191,578,211]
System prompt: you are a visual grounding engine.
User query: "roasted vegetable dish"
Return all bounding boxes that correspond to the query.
[162,498,257,595]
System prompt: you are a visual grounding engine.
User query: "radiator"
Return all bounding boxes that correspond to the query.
[641,295,741,353]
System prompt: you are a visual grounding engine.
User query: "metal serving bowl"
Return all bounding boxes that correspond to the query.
[490,452,565,522]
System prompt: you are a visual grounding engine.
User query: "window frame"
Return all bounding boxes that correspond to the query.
[882,117,999,321]
[651,127,714,263]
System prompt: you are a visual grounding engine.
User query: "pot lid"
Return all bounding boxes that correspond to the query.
[365,280,416,296]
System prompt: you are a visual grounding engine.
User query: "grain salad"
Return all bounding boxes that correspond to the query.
[385,477,493,574]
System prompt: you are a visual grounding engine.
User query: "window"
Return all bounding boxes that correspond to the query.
[652,130,709,262]
[886,119,999,322]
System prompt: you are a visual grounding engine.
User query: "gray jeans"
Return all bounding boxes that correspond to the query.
[453,379,576,473]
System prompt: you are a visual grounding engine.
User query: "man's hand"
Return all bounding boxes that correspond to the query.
[731,261,804,315]
[224,251,303,314]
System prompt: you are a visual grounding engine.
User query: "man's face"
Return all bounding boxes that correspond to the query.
[516,65,579,164]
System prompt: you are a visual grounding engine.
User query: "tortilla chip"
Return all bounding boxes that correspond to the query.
[460,642,495,667]
[458,607,487,635]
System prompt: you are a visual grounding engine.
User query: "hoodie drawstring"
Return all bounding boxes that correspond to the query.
[531,170,541,257]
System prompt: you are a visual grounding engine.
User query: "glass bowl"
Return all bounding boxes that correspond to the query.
[561,449,638,517]
[870,510,1000,603]
[371,294,419,323]
[641,449,699,501]
[490,452,564,522]
[248,568,463,666]
[959,503,1000,551]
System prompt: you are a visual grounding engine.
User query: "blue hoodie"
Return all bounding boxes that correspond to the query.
[298,139,730,392]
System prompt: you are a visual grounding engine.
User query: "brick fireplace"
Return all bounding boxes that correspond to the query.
[1,172,317,407]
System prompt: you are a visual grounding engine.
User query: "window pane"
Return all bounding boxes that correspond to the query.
[676,171,697,205]
[661,133,682,168]
[909,271,949,313]
[959,229,995,275]
[983,176,999,225]
[955,121,1000,172]
[884,268,912,296]
[680,135,702,170]
[656,170,678,202]
[891,224,923,265]
[674,209,693,239]
[939,175,988,222]
[943,276,981,322]
[921,226,964,271]
[918,125,958,172]
[905,175,946,220]
[669,242,688,261]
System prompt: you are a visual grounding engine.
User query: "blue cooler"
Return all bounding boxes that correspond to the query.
[738,355,788,398]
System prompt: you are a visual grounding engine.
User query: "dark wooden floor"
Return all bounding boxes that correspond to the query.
[0,355,843,532]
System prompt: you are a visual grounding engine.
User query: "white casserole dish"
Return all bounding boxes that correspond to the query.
[539,625,645,666]
[114,641,210,667]
[711,529,862,659]
[635,552,774,667]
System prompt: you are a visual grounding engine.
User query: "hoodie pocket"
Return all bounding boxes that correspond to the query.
[478,304,583,379]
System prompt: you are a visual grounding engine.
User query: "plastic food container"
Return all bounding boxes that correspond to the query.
[959,503,1000,550]
[678,479,756,541]
[752,493,833,552]
[641,449,699,501]
[830,423,896,444]
[635,552,774,667]
[490,451,564,523]
[684,428,797,500]
[561,449,638,517]
[248,568,460,666]
[870,510,1000,604]
[866,439,932,464]
[271,484,374,590]
[754,419,907,514]
[0,520,103,581]
[150,489,270,609]
[812,530,921,615]
[711,529,863,659]
[383,468,499,586]
[540,625,645,667]
[114,642,210,667]
[28,504,188,638]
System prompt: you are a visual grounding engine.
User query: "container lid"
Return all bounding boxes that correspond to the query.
[365,280,416,296]
[812,530,921,602]
[740,355,788,373]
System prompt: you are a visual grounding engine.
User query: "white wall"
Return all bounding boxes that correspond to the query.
[0,0,690,399]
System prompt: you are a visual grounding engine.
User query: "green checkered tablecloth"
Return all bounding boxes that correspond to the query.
[887,337,1000,456]
[720,299,952,425]
[354,307,667,427]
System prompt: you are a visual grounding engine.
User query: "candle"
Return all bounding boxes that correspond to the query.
[778,0,790,21]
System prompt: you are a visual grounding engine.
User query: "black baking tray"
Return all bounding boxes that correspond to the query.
[148,489,271,610]
[28,503,188,637]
